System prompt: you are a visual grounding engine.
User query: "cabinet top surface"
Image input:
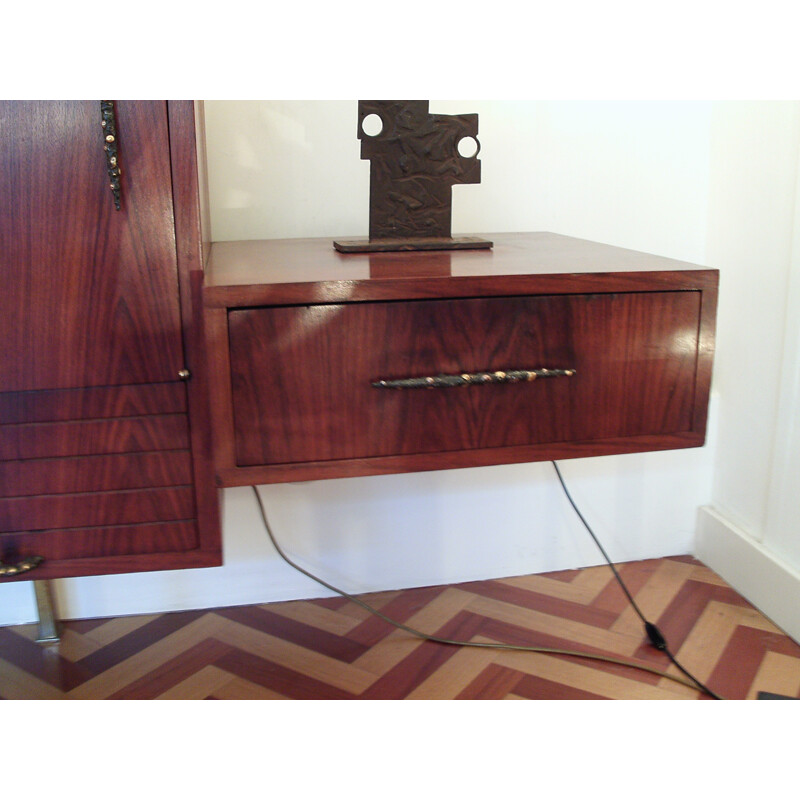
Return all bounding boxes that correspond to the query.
[205,232,714,289]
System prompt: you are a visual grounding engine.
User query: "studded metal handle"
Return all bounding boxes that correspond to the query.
[0,555,44,578]
[100,101,121,210]
[372,367,575,390]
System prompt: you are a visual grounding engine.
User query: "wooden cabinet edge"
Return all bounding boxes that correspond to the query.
[167,102,222,561]
[203,268,720,309]
[0,549,223,583]
[213,432,709,488]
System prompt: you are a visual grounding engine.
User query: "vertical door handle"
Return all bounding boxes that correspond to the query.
[100,100,121,210]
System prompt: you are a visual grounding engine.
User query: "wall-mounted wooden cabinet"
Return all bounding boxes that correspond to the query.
[202,234,718,487]
[0,101,220,581]
[0,100,719,585]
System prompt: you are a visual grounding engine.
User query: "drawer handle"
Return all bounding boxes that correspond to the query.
[373,368,575,390]
[0,555,44,578]
[100,100,122,210]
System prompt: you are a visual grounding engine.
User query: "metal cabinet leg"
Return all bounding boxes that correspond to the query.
[33,580,61,644]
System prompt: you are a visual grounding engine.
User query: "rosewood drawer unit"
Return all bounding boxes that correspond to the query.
[203,233,718,487]
[0,101,221,582]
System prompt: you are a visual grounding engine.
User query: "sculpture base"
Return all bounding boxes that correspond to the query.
[333,236,493,253]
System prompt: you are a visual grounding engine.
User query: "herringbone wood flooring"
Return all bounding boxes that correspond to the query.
[2,555,799,699]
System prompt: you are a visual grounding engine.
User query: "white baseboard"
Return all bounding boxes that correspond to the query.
[695,506,800,643]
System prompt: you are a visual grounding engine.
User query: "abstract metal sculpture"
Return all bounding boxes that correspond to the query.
[334,101,492,252]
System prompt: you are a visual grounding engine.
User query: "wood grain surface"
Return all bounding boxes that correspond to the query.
[166,102,223,562]
[229,291,702,467]
[204,232,718,486]
[0,486,195,531]
[0,101,222,582]
[0,451,193,497]
[205,233,717,289]
[0,101,184,392]
[0,520,199,562]
[0,383,186,425]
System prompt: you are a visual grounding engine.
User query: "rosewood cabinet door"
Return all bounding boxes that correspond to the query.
[0,101,184,392]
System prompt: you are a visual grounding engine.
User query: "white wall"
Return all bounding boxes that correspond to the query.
[204,100,713,262]
[703,103,799,537]
[697,102,800,640]
[2,100,776,628]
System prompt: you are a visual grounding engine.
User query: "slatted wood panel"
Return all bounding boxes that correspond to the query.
[1,556,798,700]
[0,521,199,560]
[0,451,193,497]
[0,383,187,425]
[0,486,195,531]
[0,415,190,460]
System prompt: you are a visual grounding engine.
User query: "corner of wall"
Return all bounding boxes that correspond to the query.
[695,505,800,643]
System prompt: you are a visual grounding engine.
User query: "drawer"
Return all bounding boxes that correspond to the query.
[228,291,702,467]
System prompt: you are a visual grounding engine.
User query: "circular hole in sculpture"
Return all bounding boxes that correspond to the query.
[361,113,383,137]
[457,136,479,158]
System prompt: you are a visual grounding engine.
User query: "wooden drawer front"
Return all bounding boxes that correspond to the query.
[229,291,702,467]
[0,521,199,562]
[0,451,192,497]
[0,486,195,533]
[0,414,189,460]
[0,383,187,425]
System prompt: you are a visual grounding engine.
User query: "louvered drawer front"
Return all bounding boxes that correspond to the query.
[0,521,199,563]
[0,383,203,578]
[0,415,189,460]
[0,383,187,425]
[0,451,192,497]
[0,487,195,532]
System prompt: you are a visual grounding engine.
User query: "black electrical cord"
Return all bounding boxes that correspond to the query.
[551,461,724,700]
[252,485,718,697]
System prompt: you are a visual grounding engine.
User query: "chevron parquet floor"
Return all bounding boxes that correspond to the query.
[2,555,799,700]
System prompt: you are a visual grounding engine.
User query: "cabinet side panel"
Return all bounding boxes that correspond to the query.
[0,415,189,460]
[0,487,195,532]
[167,101,222,559]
